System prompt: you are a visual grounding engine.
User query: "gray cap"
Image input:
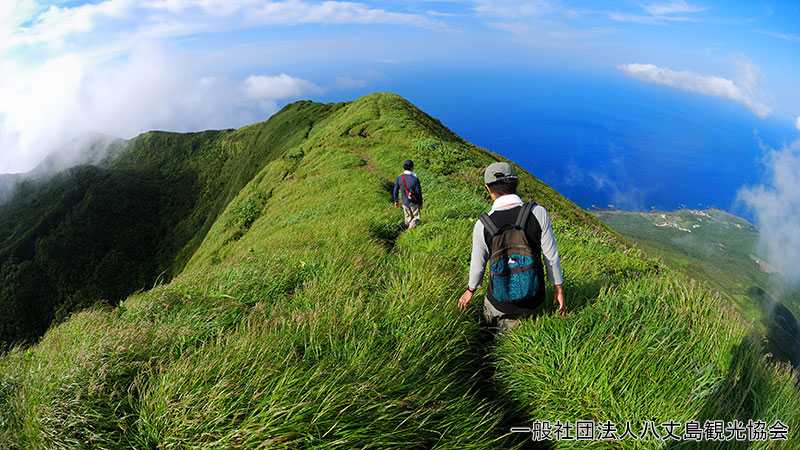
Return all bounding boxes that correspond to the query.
[484,161,518,184]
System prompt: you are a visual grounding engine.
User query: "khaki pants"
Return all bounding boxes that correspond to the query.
[402,203,421,229]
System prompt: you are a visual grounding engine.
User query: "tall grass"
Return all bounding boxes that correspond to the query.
[1,93,797,448]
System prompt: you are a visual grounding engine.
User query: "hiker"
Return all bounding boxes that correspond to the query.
[457,162,565,332]
[392,159,423,229]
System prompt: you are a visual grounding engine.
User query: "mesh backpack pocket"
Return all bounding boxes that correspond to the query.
[480,203,540,303]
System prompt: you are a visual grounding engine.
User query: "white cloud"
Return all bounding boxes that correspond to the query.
[244,74,320,100]
[610,0,706,24]
[642,0,707,16]
[0,45,320,173]
[0,0,38,51]
[425,10,459,18]
[2,0,439,53]
[243,74,321,111]
[796,117,800,131]
[244,1,439,27]
[756,30,800,43]
[473,0,551,18]
[3,0,136,50]
[334,76,368,89]
[739,141,800,285]
[488,21,532,36]
[618,63,770,118]
[590,172,647,210]
[0,1,434,173]
[733,57,761,98]
[0,1,37,30]
[490,21,614,40]
[607,12,695,24]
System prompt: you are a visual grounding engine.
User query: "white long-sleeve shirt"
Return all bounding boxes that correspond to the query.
[468,194,563,290]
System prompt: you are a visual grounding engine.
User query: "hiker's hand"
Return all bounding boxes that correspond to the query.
[458,289,474,311]
[553,284,566,316]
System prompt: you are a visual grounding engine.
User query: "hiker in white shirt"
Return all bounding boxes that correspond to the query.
[457,162,565,331]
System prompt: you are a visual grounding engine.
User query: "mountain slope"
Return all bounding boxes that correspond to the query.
[0,93,798,448]
[0,101,343,346]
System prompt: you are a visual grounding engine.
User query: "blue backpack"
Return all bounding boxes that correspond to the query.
[479,203,540,303]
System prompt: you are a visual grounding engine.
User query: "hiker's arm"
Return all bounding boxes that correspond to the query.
[459,221,489,310]
[391,177,399,205]
[468,220,489,291]
[416,180,423,208]
[534,206,565,314]
[533,206,563,286]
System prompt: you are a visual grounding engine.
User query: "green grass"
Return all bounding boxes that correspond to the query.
[0,93,798,448]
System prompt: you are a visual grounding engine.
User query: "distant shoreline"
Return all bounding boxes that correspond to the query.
[590,206,757,228]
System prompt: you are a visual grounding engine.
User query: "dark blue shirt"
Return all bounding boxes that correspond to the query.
[392,172,423,207]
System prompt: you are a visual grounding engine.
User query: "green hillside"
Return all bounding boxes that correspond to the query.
[0,102,338,346]
[594,209,770,311]
[0,93,798,448]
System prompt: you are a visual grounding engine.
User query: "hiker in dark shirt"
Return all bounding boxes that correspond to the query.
[457,162,565,331]
[391,160,423,229]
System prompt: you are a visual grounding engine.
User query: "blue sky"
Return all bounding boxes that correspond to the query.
[0,0,799,173]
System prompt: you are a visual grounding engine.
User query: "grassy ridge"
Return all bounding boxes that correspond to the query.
[1,93,798,448]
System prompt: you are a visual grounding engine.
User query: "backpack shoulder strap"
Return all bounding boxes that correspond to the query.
[515,202,536,229]
[479,213,499,236]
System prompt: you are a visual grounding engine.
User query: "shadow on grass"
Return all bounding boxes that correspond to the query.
[369,178,411,252]
[748,287,800,373]
[465,280,604,448]
[368,220,405,252]
[470,306,556,450]
[765,303,800,373]
[561,277,606,314]
[668,335,782,450]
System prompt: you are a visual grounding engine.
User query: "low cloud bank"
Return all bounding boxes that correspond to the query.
[0,45,320,174]
[738,141,800,287]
